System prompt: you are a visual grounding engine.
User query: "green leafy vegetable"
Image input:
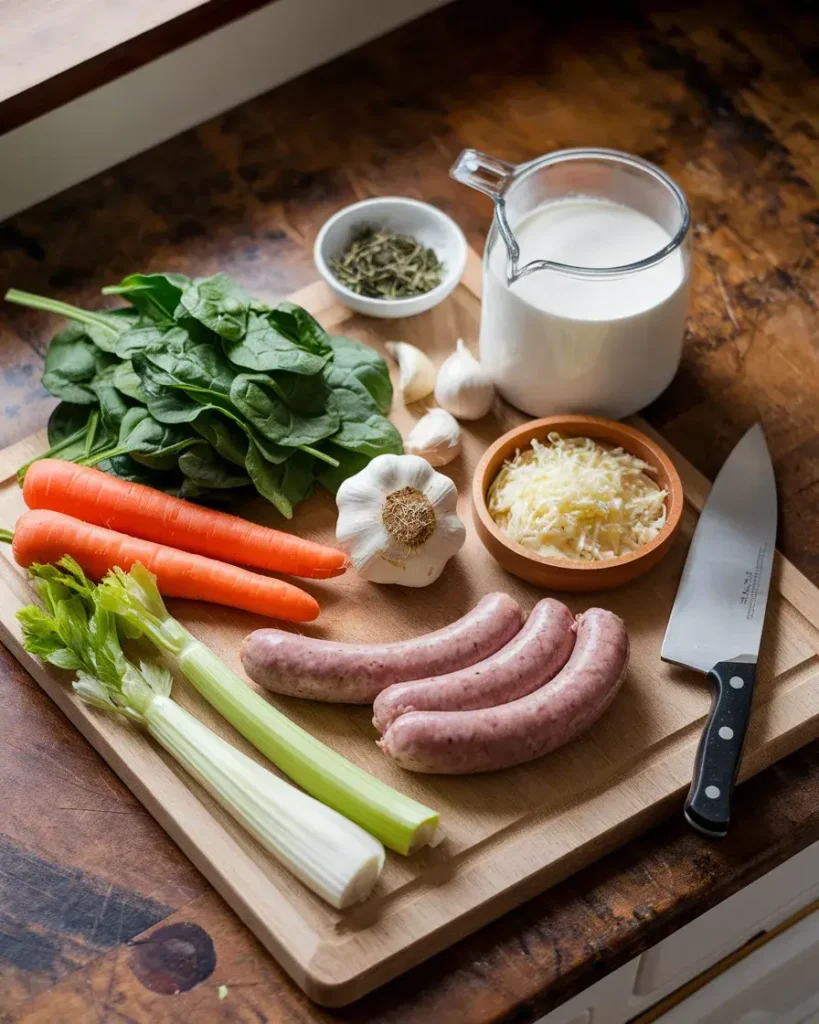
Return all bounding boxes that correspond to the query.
[42,324,112,404]
[314,443,371,494]
[191,411,248,467]
[47,402,92,448]
[102,272,190,322]
[230,374,340,448]
[223,311,327,375]
[6,271,401,515]
[112,360,147,402]
[89,365,129,430]
[275,302,333,356]
[179,445,250,489]
[268,368,331,416]
[326,334,393,415]
[6,289,136,352]
[180,274,250,341]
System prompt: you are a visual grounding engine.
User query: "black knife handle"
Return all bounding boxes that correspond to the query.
[684,660,757,838]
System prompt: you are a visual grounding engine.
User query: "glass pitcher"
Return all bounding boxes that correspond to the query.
[450,148,691,419]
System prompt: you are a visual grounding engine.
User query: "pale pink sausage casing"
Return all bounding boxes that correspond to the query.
[372,598,576,734]
[240,592,525,703]
[378,607,629,773]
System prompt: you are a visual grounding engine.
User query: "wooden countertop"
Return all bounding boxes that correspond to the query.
[2,0,819,1018]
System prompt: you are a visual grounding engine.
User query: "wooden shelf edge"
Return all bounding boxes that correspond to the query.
[0,0,276,135]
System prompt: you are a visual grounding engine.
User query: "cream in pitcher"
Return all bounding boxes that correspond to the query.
[451,149,691,419]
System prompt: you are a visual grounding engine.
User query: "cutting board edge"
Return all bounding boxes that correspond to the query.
[4,251,819,1006]
[299,671,819,1005]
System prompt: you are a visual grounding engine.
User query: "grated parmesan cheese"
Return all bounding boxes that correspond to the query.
[487,432,668,561]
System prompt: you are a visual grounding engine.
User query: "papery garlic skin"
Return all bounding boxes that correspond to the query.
[404,409,462,466]
[434,338,495,419]
[385,341,436,404]
[335,454,465,586]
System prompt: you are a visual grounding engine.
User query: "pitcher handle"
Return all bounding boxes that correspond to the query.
[450,149,516,198]
[450,149,520,278]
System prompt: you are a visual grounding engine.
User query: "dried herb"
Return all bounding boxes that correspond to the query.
[330,229,444,299]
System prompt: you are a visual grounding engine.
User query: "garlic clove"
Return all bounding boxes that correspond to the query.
[385,341,436,405]
[404,408,462,466]
[434,338,495,420]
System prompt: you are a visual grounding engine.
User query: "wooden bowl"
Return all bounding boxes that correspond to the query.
[473,415,684,592]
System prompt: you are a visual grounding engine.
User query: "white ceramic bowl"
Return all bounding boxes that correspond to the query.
[313,197,468,318]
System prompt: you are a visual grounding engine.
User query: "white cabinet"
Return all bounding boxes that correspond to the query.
[652,907,819,1024]
[535,837,819,1024]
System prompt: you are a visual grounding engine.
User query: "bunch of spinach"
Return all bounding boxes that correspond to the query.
[6,274,402,517]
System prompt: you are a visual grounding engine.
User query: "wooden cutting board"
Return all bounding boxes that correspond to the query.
[2,249,819,1006]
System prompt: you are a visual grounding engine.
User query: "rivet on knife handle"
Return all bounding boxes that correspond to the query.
[684,660,757,838]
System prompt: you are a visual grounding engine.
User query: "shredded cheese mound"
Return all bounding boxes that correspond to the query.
[487,432,668,561]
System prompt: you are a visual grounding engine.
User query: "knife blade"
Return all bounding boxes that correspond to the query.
[661,423,777,838]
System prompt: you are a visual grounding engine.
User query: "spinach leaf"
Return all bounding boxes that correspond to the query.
[99,454,182,493]
[277,451,315,508]
[323,372,403,458]
[230,373,339,447]
[191,411,249,467]
[222,311,328,376]
[325,334,393,415]
[120,413,196,470]
[147,327,235,396]
[89,366,130,430]
[112,360,147,402]
[115,320,173,359]
[116,405,151,439]
[314,443,370,494]
[5,289,136,354]
[88,408,198,470]
[275,302,332,356]
[47,402,92,447]
[133,352,235,423]
[247,430,291,464]
[330,409,404,458]
[245,440,290,517]
[269,368,330,415]
[244,442,313,519]
[23,402,94,480]
[84,308,140,353]
[42,323,114,404]
[11,271,402,517]
[103,272,190,322]
[179,445,251,489]
[180,274,250,341]
[136,355,206,424]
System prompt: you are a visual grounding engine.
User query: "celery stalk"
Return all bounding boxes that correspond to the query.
[144,696,384,907]
[98,564,439,854]
[18,558,385,908]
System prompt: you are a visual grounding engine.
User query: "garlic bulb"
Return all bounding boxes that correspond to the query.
[404,408,462,466]
[335,454,465,587]
[434,339,495,420]
[385,341,436,405]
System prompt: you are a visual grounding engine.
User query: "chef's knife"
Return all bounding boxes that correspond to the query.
[661,424,777,838]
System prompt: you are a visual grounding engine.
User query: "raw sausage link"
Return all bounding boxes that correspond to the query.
[372,598,576,734]
[240,592,525,703]
[378,608,629,773]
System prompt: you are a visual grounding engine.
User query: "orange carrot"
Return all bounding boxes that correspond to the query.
[23,459,347,579]
[12,509,319,622]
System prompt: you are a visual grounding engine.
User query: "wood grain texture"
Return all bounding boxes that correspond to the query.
[6,271,819,1005]
[0,0,275,133]
[1,0,819,1018]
